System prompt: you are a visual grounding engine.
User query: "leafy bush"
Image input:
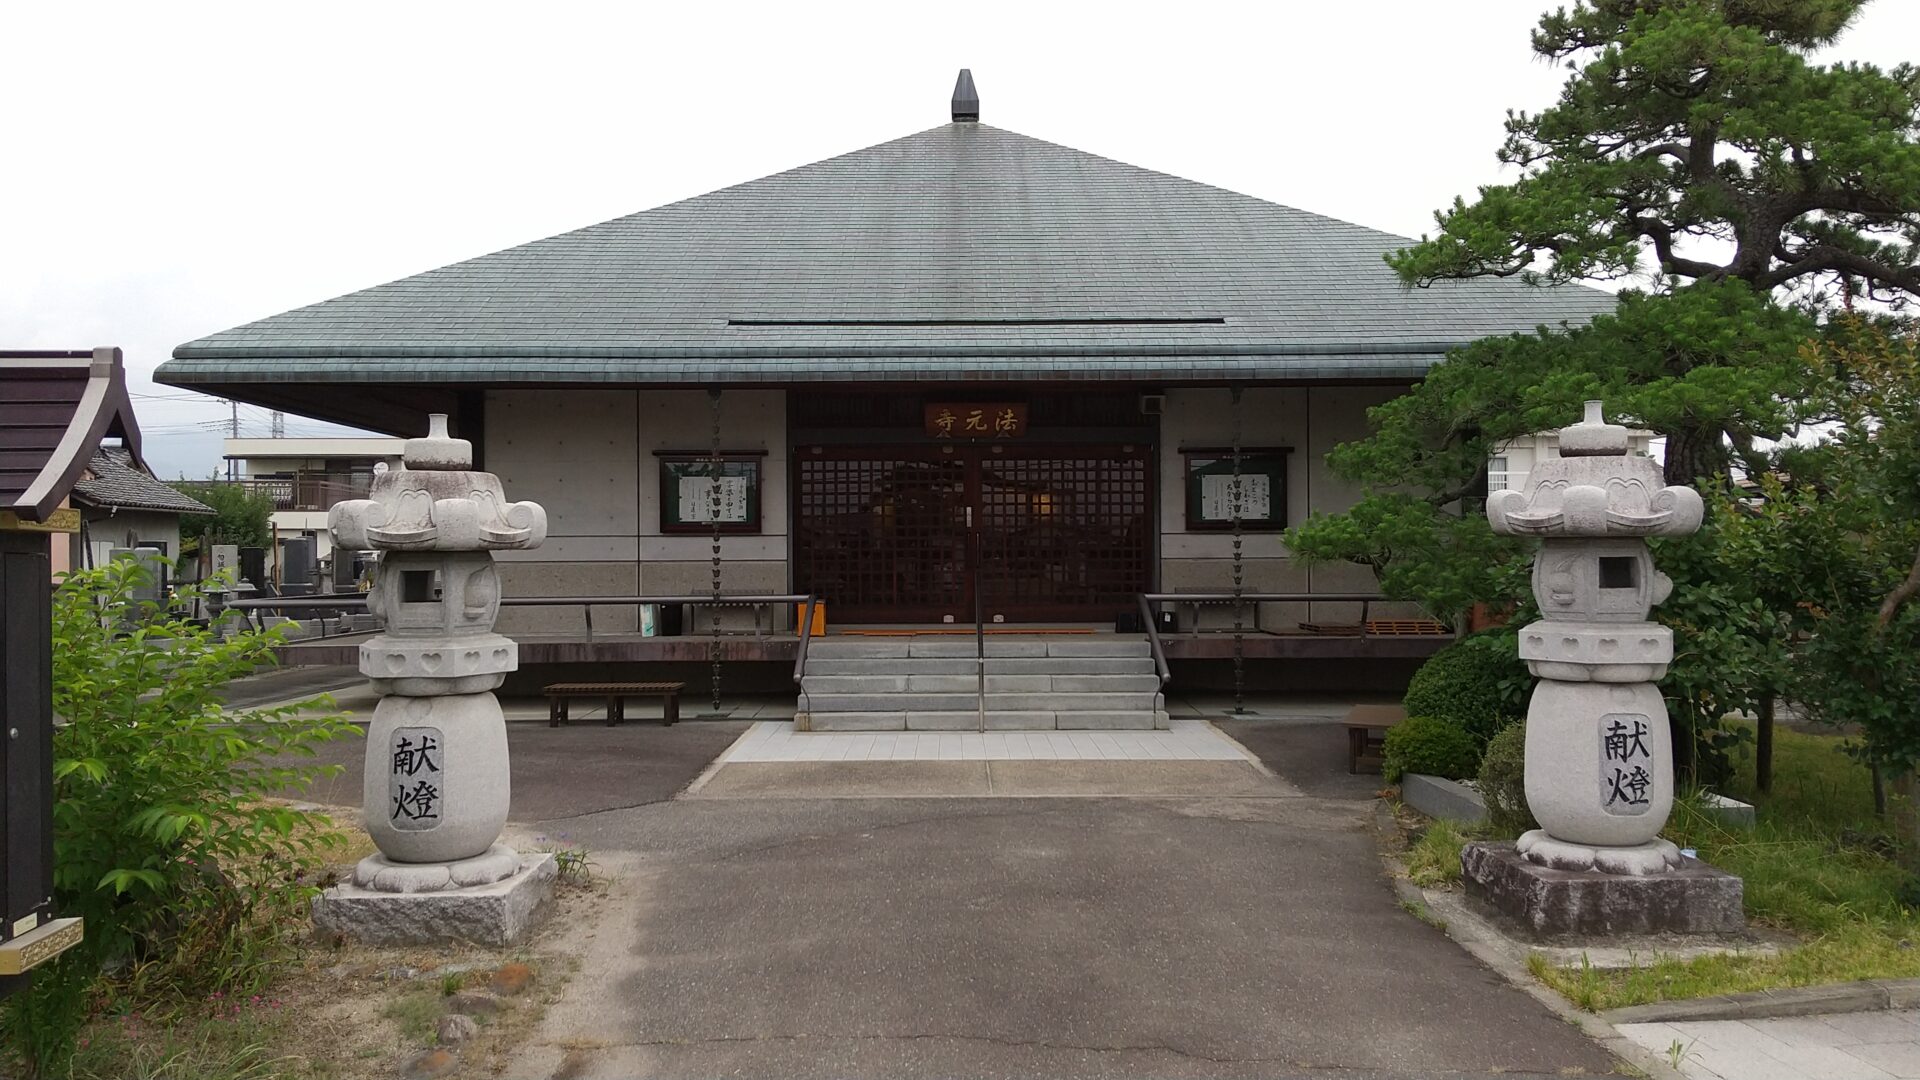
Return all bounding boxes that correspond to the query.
[171,478,275,551]
[0,562,355,1077]
[1383,715,1482,783]
[1401,635,1528,746]
[1478,721,1538,838]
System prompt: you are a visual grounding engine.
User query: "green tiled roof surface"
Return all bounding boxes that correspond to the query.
[160,123,1617,386]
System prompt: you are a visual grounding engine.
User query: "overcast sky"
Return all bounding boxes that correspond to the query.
[6,1,1916,478]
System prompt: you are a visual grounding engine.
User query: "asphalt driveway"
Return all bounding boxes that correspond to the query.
[285,719,748,821]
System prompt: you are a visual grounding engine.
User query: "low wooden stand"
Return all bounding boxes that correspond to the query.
[1345,703,1406,774]
[545,682,684,728]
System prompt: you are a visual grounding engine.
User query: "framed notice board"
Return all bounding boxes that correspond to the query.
[1182,447,1290,531]
[658,454,764,534]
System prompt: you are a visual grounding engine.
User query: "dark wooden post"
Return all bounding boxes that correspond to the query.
[0,530,57,997]
[1755,693,1775,794]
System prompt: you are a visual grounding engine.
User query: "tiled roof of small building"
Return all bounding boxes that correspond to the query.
[71,448,214,516]
[159,121,1617,388]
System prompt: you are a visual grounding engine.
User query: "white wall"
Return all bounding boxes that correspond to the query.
[1493,431,1660,492]
[1158,385,1421,628]
[480,384,1430,634]
[80,509,182,562]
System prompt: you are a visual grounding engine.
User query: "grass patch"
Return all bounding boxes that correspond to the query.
[1530,724,1920,1010]
[1400,898,1449,931]
[66,1002,326,1080]
[380,987,446,1046]
[1406,818,1470,888]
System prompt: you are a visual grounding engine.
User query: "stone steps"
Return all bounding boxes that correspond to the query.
[805,710,1170,732]
[795,634,1164,731]
[802,674,1163,694]
[805,637,1150,659]
[801,691,1163,713]
[804,656,1151,676]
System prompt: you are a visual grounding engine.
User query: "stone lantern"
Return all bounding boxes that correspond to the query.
[1465,402,1742,938]
[312,415,556,944]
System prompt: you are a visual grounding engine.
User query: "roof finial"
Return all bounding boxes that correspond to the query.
[951,69,979,122]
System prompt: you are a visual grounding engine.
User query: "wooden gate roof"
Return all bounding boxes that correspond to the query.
[1,348,143,523]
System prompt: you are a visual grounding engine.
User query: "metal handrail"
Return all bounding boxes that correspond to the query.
[1140,592,1413,639]
[1134,593,1446,689]
[1137,594,1172,688]
[791,594,818,688]
[1128,591,1436,641]
[218,593,817,644]
[973,520,986,733]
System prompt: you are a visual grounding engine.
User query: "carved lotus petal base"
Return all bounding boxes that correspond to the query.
[351,844,523,894]
[1516,830,1683,876]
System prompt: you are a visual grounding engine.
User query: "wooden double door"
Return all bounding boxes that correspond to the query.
[793,444,1153,623]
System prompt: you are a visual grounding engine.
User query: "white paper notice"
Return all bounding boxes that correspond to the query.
[680,475,751,523]
[1201,474,1271,521]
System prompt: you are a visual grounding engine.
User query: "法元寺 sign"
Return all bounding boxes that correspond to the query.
[925,403,1028,439]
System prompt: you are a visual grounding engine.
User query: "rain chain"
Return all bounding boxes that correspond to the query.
[1230,385,1247,716]
[709,388,724,714]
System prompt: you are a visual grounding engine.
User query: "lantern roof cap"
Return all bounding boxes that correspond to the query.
[1559,400,1630,457]
[403,413,472,470]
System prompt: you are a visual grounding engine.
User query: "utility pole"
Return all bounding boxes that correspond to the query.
[228,399,240,480]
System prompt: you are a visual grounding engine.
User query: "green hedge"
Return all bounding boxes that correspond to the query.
[1402,635,1527,746]
[1383,715,1482,783]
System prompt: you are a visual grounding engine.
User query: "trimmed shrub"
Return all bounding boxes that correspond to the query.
[0,562,354,1077]
[1383,715,1482,783]
[1402,634,1528,746]
[1478,721,1538,838]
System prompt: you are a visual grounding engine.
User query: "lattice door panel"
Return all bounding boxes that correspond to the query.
[793,453,970,622]
[976,451,1151,620]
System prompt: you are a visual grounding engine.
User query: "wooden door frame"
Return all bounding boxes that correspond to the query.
[792,443,1154,624]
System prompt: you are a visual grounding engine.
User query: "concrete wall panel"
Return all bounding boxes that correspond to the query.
[1304,385,1402,517]
[495,562,641,635]
[486,390,640,538]
[486,390,791,609]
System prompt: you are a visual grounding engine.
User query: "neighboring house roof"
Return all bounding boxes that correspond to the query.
[1,348,143,522]
[71,448,214,516]
[157,82,1616,401]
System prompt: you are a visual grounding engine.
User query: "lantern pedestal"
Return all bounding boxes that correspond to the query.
[1461,843,1744,941]
[312,852,558,947]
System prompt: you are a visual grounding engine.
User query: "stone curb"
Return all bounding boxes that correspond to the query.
[1400,773,1487,825]
[1600,978,1920,1025]
[1369,801,1688,1080]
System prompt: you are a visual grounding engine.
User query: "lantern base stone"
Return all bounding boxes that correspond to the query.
[1461,841,1744,941]
[312,852,557,947]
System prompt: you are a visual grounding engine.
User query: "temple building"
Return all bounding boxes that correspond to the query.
[157,72,1614,689]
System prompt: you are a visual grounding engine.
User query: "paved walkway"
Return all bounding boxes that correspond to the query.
[495,717,1625,1079]
[1620,1010,1920,1079]
[720,718,1259,762]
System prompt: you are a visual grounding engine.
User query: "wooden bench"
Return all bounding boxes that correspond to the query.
[1362,619,1451,636]
[1345,703,1406,774]
[545,682,684,728]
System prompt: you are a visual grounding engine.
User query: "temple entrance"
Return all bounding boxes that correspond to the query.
[792,444,1152,623]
